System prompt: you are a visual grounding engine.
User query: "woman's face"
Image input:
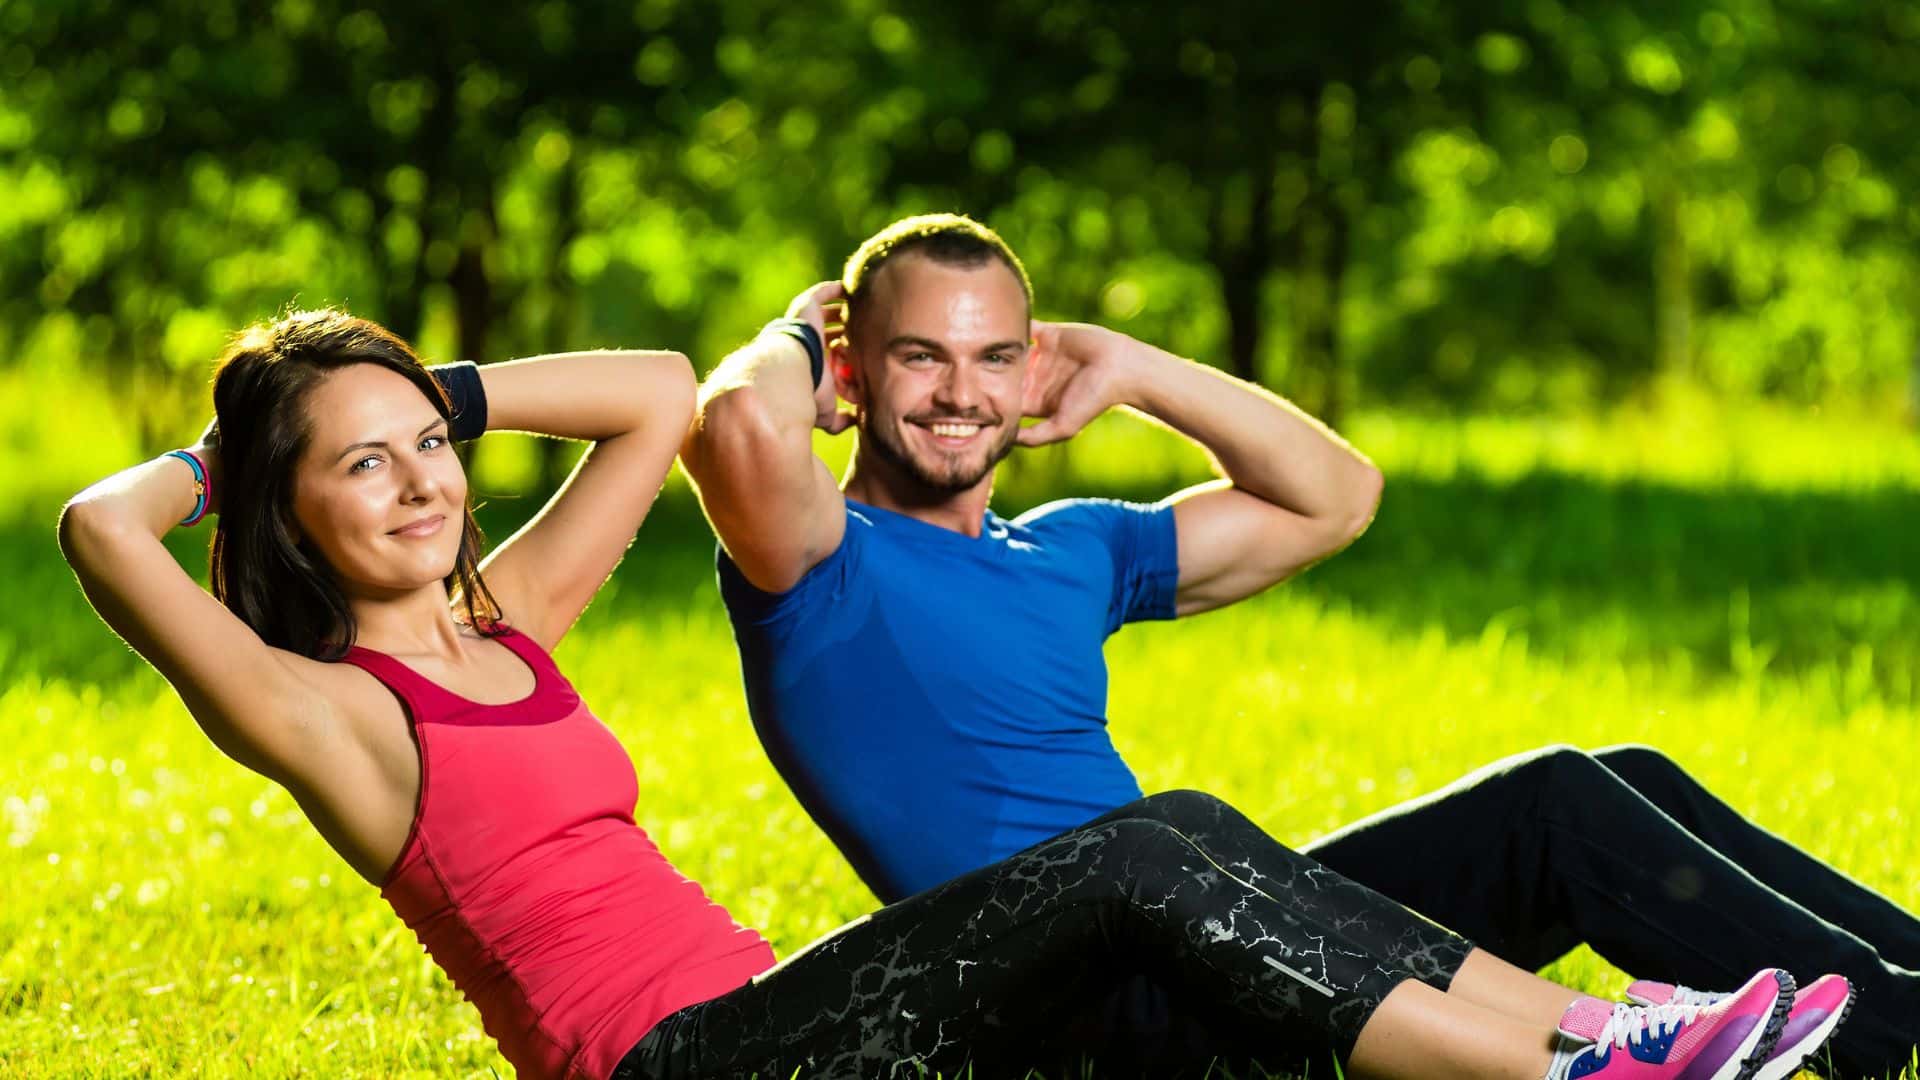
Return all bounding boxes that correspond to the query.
[288,363,467,599]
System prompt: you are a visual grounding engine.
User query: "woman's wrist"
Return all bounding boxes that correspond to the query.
[163,449,213,527]
[429,361,490,442]
[189,437,223,518]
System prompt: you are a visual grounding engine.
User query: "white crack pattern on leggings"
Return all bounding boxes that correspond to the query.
[614,791,1475,1079]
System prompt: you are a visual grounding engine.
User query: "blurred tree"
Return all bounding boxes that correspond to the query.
[5,0,1918,461]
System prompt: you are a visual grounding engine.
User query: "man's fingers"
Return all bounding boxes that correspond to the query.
[1016,419,1064,447]
[788,280,844,319]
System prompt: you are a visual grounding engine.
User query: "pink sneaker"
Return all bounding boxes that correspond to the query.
[1627,974,1855,1080]
[1559,968,1793,1080]
[1626,980,1727,1009]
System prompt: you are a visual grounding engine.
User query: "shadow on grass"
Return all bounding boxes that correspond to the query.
[10,469,1920,700]
[1301,471,1920,700]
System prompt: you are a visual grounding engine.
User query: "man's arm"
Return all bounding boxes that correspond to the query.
[1020,323,1382,616]
[681,281,855,594]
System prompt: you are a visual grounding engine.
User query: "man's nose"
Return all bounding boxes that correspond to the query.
[934,361,981,411]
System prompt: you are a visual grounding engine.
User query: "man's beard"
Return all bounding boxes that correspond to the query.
[860,408,1019,495]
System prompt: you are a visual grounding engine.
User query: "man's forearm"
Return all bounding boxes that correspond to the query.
[1126,345,1379,521]
[698,334,819,439]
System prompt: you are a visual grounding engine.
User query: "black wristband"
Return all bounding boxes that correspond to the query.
[429,361,489,442]
[763,318,825,390]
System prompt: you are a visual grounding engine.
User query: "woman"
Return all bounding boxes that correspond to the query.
[59,308,1840,1080]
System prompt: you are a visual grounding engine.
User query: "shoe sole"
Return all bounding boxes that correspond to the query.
[1724,970,1798,1080]
[1749,984,1856,1080]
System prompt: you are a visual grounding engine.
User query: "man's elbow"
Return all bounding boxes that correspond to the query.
[1314,463,1383,557]
[684,383,784,482]
[1345,462,1384,542]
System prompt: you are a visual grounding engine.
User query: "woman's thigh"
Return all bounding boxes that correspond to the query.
[614,813,1407,1078]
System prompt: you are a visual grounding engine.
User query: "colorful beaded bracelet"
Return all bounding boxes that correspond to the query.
[164,449,211,527]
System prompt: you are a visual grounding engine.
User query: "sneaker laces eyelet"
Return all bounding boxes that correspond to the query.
[1598,1001,1702,1050]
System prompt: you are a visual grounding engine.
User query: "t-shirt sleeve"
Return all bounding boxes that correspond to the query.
[1016,497,1180,635]
[715,511,862,631]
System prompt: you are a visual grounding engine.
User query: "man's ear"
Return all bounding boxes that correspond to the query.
[831,341,862,406]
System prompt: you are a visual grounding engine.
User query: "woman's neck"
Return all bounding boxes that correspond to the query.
[348,584,470,658]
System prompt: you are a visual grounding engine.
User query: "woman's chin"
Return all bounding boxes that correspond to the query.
[337,565,460,601]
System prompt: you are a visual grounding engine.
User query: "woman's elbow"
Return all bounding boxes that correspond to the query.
[56,497,125,571]
[654,352,698,429]
[602,349,695,433]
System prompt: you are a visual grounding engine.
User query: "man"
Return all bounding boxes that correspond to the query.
[681,214,1913,1075]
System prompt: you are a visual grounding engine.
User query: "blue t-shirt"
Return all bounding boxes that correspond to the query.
[718,496,1181,902]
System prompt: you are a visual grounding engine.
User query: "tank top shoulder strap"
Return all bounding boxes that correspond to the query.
[487,626,582,712]
[336,642,463,724]
[335,625,579,725]
[488,624,558,679]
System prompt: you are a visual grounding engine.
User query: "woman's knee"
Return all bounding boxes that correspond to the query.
[1098,815,1197,856]
[1138,788,1237,831]
[1072,818,1220,892]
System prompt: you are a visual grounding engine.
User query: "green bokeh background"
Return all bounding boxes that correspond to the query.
[4,2,1919,1076]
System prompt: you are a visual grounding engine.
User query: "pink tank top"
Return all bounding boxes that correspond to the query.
[339,627,774,1080]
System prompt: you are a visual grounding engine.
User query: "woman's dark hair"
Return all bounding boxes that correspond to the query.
[208,308,501,660]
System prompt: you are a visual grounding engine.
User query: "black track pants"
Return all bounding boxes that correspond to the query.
[612,790,1472,1079]
[1304,744,1920,1079]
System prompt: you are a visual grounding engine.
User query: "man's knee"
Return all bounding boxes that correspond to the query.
[1486,743,1604,794]
[1592,744,1688,790]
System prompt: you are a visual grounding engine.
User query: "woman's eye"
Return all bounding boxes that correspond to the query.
[350,455,382,474]
[420,435,447,451]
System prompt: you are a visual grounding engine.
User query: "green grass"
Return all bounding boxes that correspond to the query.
[3,388,1917,1077]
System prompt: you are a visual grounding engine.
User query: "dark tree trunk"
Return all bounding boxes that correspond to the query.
[380,199,426,345]
[1208,162,1276,386]
[538,162,581,491]
[450,235,491,367]
[1290,190,1349,426]
[1651,174,1692,378]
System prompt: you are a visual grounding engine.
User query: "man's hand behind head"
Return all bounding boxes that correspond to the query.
[1017,322,1150,447]
[785,280,857,434]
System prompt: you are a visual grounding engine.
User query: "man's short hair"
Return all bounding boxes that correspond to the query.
[841,214,1035,325]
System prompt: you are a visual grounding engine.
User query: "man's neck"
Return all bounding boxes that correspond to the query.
[842,440,994,538]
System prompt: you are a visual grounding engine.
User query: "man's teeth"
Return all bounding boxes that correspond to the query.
[928,422,982,438]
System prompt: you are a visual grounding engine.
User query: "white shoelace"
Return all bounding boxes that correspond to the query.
[1596,1001,1705,1051]
[1663,985,1730,1008]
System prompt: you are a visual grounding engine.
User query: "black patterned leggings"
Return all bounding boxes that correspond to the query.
[612,791,1474,1079]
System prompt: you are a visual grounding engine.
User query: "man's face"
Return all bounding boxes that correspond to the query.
[842,254,1029,495]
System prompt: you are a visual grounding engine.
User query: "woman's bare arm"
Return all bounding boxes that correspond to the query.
[471,350,697,651]
[58,445,351,782]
